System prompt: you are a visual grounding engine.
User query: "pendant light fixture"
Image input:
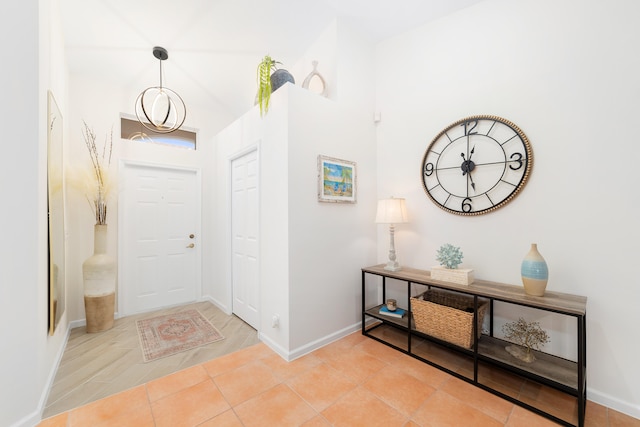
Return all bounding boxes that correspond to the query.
[135,46,186,134]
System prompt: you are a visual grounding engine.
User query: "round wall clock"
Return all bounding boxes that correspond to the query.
[421,115,533,216]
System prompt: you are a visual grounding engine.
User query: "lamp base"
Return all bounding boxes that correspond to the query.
[384,261,402,272]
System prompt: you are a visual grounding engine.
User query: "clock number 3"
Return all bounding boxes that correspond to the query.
[509,152,524,170]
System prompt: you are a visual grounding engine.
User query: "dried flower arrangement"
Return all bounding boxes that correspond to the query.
[82,121,113,225]
[502,317,550,363]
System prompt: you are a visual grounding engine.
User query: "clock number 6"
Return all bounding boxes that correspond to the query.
[424,162,434,176]
[462,197,473,213]
[462,120,478,136]
[509,152,524,170]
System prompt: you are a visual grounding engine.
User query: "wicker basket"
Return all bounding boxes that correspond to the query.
[411,289,488,349]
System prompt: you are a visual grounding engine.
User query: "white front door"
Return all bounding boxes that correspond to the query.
[231,149,259,329]
[119,162,200,315]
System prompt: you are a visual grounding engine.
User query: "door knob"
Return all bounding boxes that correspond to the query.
[189,234,195,239]
[186,243,195,248]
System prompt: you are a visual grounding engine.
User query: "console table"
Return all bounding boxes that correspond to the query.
[361,264,587,427]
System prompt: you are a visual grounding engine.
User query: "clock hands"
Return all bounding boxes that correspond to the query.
[437,158,523,172]
[467,171,476,191]
[460,146,476,191]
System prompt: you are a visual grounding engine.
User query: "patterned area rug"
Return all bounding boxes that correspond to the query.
[136,309,225,362]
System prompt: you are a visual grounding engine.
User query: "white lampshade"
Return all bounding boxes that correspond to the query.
[375,197,408,224]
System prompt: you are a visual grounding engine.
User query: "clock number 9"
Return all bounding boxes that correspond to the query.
[462,120,479,136]
[424,162,434,176]
[509,152,524,170]
[462,197,473,213]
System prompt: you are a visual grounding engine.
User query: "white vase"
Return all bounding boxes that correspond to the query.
[83,224,116,332]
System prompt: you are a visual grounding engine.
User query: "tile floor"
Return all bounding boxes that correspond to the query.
[39,329,640,427]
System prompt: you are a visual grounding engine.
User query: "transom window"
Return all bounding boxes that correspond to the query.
[120,117,197,150]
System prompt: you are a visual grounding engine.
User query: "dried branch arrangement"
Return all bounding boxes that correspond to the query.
[502,317,550,363]
[82,121,113,225]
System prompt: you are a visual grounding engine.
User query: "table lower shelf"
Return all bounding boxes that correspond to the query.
[364,322,583,426]
[364,306,578,391]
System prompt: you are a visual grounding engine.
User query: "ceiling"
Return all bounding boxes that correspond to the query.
[60,0,483,119]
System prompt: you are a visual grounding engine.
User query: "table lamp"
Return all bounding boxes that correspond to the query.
[375,197,408,271]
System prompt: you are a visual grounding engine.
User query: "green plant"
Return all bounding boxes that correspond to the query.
[256,54,280,116]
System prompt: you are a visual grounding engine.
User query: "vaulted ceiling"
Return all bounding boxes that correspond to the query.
[60,0,483,118]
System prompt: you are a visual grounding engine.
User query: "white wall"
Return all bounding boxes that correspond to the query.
[288,21,378,354]
[287,90,378,354]
[0,1,70,426]
[213,83,378,359]
[0,28,233,425]
[64,75,234,323]
[1,2,41,425]
[212,20,378,359]
[291,19,338,101]
[375,0,640,418]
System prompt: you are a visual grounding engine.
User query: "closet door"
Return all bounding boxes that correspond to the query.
[231,149,259,329]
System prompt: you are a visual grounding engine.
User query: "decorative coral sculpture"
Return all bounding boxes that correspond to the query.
[435,244,463,269]
[502,317,550,363]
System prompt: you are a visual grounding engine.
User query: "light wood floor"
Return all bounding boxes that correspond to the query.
[43,301,259,418]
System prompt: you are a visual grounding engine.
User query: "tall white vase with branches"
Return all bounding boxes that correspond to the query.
[81,122,116,333]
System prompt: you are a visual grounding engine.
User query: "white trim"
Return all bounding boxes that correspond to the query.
[260,322,361,362]
[587,389,640,420]
[200,295,232,316]
[258,332,290,361]
[29,324,72,427]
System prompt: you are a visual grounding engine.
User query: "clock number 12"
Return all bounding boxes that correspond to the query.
[462,120,478,136]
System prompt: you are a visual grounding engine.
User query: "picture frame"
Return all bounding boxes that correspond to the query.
[317,155,357,203]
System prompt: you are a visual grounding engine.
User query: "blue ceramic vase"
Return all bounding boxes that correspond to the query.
[521,243,548,296]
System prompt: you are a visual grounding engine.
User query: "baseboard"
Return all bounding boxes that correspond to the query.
[259,321,362,362]
[290,322,362,361]
[257,332,290,360]
[200,295,231,315]
[68,318,86,329]
[30,321,73,427]
[9,410,40,427]
[588,389,640,420]
[67,309,125,330]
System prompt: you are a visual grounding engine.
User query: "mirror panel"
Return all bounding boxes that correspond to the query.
[47,91,65,335]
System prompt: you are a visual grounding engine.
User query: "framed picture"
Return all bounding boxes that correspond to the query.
[317,155,357,203]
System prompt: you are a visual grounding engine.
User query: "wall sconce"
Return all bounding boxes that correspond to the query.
[375,197,408,271]
[135,46,186,134]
